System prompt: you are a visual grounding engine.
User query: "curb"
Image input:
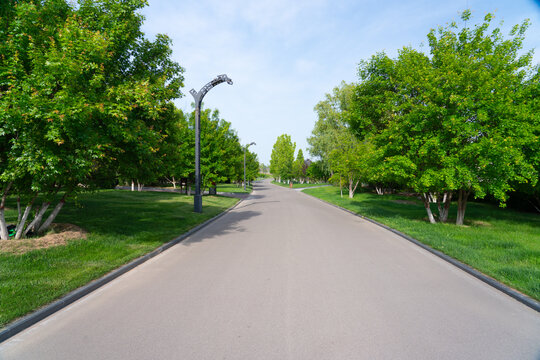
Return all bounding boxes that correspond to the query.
[0,198,243,343]
[302,191,540,313]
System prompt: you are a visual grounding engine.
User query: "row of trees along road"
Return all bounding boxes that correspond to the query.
[0,0,259,240]
[270,134,329,184]
[308,11,539,225]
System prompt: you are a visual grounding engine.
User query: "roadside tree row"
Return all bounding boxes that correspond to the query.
[308,11,539,225]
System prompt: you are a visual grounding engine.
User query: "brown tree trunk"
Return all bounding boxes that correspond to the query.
[422,193,437,224]
[456,189,469,226]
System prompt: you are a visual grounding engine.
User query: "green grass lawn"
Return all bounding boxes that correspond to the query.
[271,181,329,189]
[0,190,238,328]
[303,186,540,301]
[216,183,252,193]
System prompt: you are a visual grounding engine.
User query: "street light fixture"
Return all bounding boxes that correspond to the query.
[244,142,256,191]
[190,74,233,213]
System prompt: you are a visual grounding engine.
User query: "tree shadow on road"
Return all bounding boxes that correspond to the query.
[181,208,262,245]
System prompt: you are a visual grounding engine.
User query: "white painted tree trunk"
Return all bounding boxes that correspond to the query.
[38,199,65,234]
[422,193,437,224]
[172,176,177,189]
[348,178,360,199]
[24,202,50,236]
[14,204,33,240]
[437,192,452,223]
[0,208,8,240]
[131,180,135,191]
[375,186,383,195]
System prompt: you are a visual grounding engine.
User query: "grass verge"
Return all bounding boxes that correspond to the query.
[0,190,238,328]
[303,186,540,301]
[217,183,252,193]
[271,181,329,189]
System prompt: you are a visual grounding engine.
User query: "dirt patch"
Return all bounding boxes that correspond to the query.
[0,223,87,255]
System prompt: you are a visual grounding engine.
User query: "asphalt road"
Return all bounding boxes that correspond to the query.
[1,180,539,359]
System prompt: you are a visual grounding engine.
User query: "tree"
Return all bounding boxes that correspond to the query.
[307,82,356,172]
[293,149,305,183]
[0,0,184,239]
[188,108,243,191]
[351,11,538,225]
[328,132,372,198]
[270,134,296,182]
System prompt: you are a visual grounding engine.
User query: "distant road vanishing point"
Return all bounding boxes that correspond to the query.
[1,179,539,359]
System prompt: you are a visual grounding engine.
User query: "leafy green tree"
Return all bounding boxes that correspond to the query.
[270,134,296,182]
[351,11,538,225]
[293,149,305,183]
[187,108,243,191]
[306,160,329,183]
[0,0,183,239]
[308,82,355,172]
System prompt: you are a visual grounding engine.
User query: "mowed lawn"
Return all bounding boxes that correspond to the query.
[303,186,540,301]
[0,190,238,328]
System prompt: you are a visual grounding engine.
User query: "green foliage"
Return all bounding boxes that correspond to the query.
[293,149,305,181]
[189,109,243,190]
[0,190,237,327]
[307,81,356,172]
[348,11,538,224]
[306,160,330,182]
[0,0,184,237]
[270,134,296,181]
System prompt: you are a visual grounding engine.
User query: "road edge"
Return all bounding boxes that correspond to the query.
[302,191,540,313]
[0,197,243,343]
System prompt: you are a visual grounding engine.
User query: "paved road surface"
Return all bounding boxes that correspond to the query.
[1,180,539,359]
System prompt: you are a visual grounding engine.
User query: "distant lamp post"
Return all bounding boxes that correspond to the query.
[190,74,233,213]
[244,142,256,191]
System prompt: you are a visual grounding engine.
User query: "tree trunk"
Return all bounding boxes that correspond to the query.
[17,197,21,225]
[38,197,66,234]
[131,180,135,191]
[375,186,383,195]
[456,189,469,226]
[172,176,177,189]
[0,183,12,240]
[24,202,50,236]
[422,193,437,224]
[349,178,359,199]
[437,192,452,223]
[339,174,343,198]
[14,205,33,239]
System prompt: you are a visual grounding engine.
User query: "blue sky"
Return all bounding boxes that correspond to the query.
[140,0,540,165]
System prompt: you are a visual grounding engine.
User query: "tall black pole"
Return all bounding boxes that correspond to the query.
[190,75,233,213]
[194,102,202,213]
[243,142,256,191]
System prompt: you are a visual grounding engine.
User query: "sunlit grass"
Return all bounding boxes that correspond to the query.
[0,190,237,328]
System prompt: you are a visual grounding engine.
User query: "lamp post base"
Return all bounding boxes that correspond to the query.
[194,195,203,213]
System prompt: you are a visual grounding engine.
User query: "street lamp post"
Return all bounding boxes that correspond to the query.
[244,142,256,191]
[190,74,233,213]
